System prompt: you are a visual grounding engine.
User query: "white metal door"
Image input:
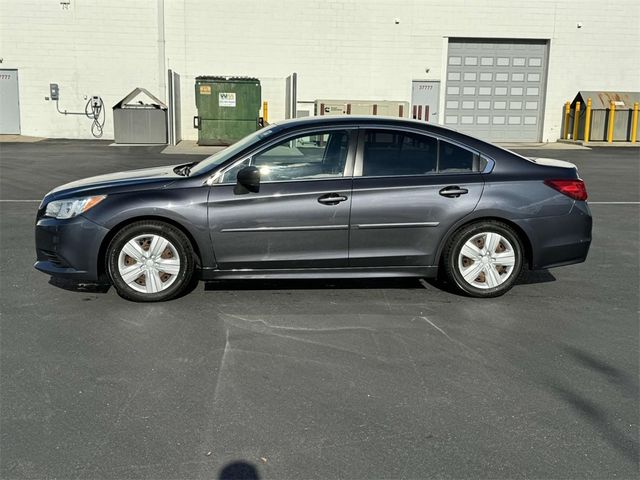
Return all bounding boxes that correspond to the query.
[411,80,440,124]
[0,69,20,134]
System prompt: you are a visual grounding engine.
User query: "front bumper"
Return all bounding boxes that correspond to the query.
[34,214,110,282]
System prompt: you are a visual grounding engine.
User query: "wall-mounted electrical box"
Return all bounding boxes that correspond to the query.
[49,83,59,100]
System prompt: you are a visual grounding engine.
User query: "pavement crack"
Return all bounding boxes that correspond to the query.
[223,313,378,334]
[221,314,390,361]
[416,315,471,350]
[212,327,232,404]
[393,333,429,396]
[415,316,493,381]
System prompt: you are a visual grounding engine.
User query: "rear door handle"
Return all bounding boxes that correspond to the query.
[318,193,348,205]
[439,186,469,198]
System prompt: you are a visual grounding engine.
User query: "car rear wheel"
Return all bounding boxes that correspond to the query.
[442,220,524,298]
[106,221,195,302]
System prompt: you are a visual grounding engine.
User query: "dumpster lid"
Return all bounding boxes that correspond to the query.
[196,76,260,83]
[113,87,167,110]
[572,91,640,109]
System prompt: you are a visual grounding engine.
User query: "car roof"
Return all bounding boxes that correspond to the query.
[268,115,527,172]
[270,115,489,147]
[271,114,454,132]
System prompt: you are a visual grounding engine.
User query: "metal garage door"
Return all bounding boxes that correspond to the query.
[444,39,548,142]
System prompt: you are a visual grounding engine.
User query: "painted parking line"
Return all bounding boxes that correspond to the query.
[1,200,639,204]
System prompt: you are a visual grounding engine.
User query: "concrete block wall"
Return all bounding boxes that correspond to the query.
[1,0,638,142]
[0,0,160,139]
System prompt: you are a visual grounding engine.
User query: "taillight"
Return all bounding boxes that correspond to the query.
[544,179,588,201]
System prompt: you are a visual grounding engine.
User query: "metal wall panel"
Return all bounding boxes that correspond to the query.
[613,110,631,141]
[589,110,632,141]
[445,39,549,142]
[113,110,168,144]
[167,70,182,145]
[285,73,297,119]
[590,110,607,141]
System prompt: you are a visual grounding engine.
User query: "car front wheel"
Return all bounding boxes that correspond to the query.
[106,221,195,302]
[442,221,524,298]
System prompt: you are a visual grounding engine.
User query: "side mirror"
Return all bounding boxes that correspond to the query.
[235,165,260,194]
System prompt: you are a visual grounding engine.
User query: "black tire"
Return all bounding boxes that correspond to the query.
[106,220,196,302]
[441,220,524,298]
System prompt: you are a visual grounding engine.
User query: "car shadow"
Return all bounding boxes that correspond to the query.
[516,269,556,285]
[204,269,555,292]
[218,461,260,480]
[48,277,111,294]
[45,269,556,296]
[205,277,425,291]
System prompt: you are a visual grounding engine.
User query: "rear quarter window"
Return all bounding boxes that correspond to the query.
[438,140,479,173]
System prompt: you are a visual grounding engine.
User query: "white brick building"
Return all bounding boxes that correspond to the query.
[1,0,638,142]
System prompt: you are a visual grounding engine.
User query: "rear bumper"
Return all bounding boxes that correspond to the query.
[516,201,592,270]
[34,214,109,282]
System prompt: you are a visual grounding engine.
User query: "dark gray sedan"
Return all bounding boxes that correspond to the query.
[35,116,592,301]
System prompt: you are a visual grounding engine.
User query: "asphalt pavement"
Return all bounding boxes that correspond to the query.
[0,140,638,479]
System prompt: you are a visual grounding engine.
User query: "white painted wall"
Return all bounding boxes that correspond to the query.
[1,0,638,141]
[0,0,160,139]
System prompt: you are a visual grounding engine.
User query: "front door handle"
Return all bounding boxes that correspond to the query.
[318,193,348,205]
[439,186,469,198]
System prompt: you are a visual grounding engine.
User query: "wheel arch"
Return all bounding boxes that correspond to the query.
[97,215,204,280]
[436,216,534,270]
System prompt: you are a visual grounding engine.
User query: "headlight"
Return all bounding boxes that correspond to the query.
[44,195,106,219]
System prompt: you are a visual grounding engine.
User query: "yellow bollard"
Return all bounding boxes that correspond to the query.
[607,101,616,143]
[562,102,571,139]
[262,101,269,123]
[631,102,639,143]
[572,101,581,141]
[583,98,592,143]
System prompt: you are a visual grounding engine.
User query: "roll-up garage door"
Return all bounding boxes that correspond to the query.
[444,39,549,142]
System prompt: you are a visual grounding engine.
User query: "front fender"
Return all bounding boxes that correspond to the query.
[83,186,217,268]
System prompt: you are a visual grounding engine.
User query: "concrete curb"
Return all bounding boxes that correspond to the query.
[161,140,226,155]
[0,134,45,143]
[557,139,640,148]
[498,141,591,150]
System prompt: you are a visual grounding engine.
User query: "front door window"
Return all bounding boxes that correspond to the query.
[220,130,350,183]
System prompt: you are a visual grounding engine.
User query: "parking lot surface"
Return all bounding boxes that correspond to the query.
[1,140,638,479]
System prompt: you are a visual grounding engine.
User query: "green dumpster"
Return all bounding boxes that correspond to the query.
[194,76,261,145]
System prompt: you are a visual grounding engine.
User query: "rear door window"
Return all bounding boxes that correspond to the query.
[362,130,438,177]
[361,129,481,176]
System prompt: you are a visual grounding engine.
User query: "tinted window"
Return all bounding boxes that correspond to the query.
[362,130,437,177]
[438,141,477,173]
[220,130,349,183]
[189,125,277,175]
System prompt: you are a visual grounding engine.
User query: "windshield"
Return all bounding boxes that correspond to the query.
[188,126,278,175]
